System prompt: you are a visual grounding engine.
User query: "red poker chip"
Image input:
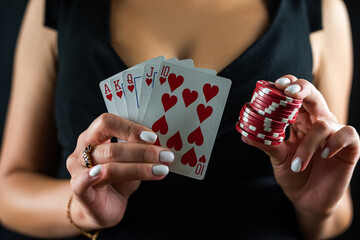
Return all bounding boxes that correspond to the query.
[242,103,274,123]
[256,83,293,103]
[239,109,288,130]
[235,123,281,146]
[250,100,298,118]
[236,80,302,142]
[239,109,288,132]
[249,103,299,124]
[251,100,299,119]
[251,96,300,115]
[238,121,285,141]
[251,90,302,110]
[242,103,291,124]
[256,81,303,104]
[252,88,303,109]
[250,101,298,123]
[244,102,297,125]
[239,114,287,134]
[256,81,302,104]
[238,114,287,136]
[252,90,302,108]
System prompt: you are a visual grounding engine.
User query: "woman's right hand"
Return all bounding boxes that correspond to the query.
[66,113,174,231]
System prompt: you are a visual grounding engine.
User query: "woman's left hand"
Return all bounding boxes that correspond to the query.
[242,75,360,219]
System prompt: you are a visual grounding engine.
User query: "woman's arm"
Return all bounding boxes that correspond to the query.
[242,1,358,239]
[0,1,172,238]
[311,0,353,125]
[296,0,354,238]
[0,0,78,237]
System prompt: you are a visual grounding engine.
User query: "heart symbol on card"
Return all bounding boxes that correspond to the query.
[146,78,152,86]
[106,93,112,101]
[152,115,168,135]
[166,131,183,151]
[168,73,184,92]
[203,84,219,103]
[116,91,123,99]
[128,85,135,92]
[162,93,178,112]
[187,126,204,146]
[128,85,135,93]
[153,138,161,147]
[181,147,197,167]
[159,77,167,85]
[182,89,198,108]
[197,104,213,123]
[199,155,206,163]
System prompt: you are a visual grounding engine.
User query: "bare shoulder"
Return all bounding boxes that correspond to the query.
[321,0,351,41]
[322,0,349,20]
[310,0,352,124]
[311,0,352,78]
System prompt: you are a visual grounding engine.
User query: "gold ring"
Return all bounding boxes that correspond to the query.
[83,145,93,168]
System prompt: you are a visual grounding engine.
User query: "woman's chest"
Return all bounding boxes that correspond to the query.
[110,0,269,72]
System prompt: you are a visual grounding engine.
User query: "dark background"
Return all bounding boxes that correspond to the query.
[0,0,359,239]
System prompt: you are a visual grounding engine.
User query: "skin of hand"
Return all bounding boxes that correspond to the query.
[242,75,360,239]
[67,113,174,230]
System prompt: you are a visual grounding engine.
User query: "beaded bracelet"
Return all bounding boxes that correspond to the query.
[66,193,101,240]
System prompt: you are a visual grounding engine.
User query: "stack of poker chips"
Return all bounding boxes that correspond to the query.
[236,80,302,145]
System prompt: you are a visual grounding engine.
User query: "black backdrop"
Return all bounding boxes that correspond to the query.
[0,1,359,239]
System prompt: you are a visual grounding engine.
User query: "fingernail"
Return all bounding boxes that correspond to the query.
[321,147,330,159]
[152,165,169,176]
[140,131,157,143]
[89,165,102,177]
[159,151,175,163]
[275,77,291,86]
[291,157,302,173]
[285,84,301,94]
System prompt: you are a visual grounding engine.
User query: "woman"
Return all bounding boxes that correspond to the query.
[0,0,359,239]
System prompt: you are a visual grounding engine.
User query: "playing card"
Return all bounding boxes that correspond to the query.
[99,76,119,115]
[99,74,128,143]
[152,59,194,89]
[137,62,163,123]
[109,73,128,119]
[122,68,142,122]
[195,67,217,75]
[138,58,197,123]
[122,56,165,122]
[177,59,194,67]
[142,62,231,180]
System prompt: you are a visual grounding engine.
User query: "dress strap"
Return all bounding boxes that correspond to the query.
[44,0,60,30]
[305,0,322,32]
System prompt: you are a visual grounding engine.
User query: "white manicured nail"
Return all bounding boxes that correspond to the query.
[321,147,330,159]
[152,165,169,176]
[159,151,175,163]
[291,157,302,173]
[89,165,102,177]
[275,77,290,86]
[285,84,301,94]
[140,131,157,143]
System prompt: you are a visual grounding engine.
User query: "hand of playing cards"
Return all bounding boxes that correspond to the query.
[100,56,232,180]
[236,80,302,145]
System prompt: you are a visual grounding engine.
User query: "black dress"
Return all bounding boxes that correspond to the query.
[4,0,321,239]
